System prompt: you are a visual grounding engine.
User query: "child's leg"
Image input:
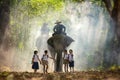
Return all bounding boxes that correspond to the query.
[43,65,45,74]
[46,64,48,73]
[64,64,66,72]
[34,69,37,73]
[72,61,74,72]
[72,67,74,72]
[66,64,68,72]
[70,67,71,72]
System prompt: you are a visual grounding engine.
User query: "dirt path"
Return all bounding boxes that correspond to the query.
[0,70,120,80]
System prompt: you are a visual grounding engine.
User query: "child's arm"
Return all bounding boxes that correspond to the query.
[49,56,54,59]
[32,57,34,64]
[37,55,41,64]
[48,55,55,60]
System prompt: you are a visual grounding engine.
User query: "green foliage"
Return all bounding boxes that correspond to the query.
[72,0,84,2]
[27,0,64,17]
[71,0,103,6]
[10,0,64,49]
[10,0,64,17]
[10,1,30,49]
[9,0,108,50]
[91,0,102,6]
[0,0,3,6]
[109,65,120,70]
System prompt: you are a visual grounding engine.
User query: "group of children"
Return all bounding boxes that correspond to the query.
[63,49,74,72]
[32,50,53,74]
[31,49,74,73]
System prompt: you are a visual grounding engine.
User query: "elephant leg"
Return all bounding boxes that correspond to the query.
[52,52,56,72]
[48,45,56,72]
[55,51,62,72]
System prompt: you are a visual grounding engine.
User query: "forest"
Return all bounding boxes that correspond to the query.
[0,0,120,76]
[0,0,120,80]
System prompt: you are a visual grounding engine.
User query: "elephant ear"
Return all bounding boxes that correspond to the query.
[64,35,74,47]
[47,37,54,48]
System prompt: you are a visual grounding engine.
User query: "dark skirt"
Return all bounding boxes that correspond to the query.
[32,62,39,69]
[69,61,74,67]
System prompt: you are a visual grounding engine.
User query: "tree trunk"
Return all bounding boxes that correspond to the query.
[0,0,10,46]
[102,0,112,15]
[102,0,120,68]
[103,0,120,44]
[116,1,120,44]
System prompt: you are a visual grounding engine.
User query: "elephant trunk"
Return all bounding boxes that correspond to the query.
[55,50,63,72]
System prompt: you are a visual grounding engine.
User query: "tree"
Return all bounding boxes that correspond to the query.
[102,0,120,68]
[103,0,120,44]
[0,0,10,46]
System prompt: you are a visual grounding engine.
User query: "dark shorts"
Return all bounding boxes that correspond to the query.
[32,62,39,69]
[69,61,74,67]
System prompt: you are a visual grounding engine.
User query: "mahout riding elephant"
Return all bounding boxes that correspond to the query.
[47,21,74,72]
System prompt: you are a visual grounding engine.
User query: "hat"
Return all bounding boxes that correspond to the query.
[55,20,61,24]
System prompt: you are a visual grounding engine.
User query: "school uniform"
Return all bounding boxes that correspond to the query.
[32,54,39,69]
[69,54,74,67]
[63,54,69,64]
[41,54,48,65]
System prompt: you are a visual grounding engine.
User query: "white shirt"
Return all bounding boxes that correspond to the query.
[69,54,74,61]
[64,54,69,59]
[42,54,48,61]
[33,54,39,62]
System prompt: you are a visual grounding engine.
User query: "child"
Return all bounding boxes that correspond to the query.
[68,49,74,72]
[41,50,54,74]
[63,50,69,72]
[32,50,41,73]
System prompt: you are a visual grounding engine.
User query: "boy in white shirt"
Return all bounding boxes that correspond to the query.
[68,49,74,72]
[41,50,54,74]
[63,50,69,72]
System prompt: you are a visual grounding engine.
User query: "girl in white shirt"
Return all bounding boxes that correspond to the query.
[32,50,41,73]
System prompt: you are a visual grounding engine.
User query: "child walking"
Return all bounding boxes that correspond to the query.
[68,49,74,72]
[32,50,41,73]
[41,50,54,74]
[63,50,69,72]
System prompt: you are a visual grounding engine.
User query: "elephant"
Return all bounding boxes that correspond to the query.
[47,34,74,72]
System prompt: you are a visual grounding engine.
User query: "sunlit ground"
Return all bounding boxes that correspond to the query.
[0,70,120,80]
